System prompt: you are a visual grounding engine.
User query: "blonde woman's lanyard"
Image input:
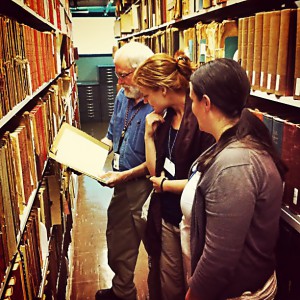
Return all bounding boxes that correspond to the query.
[113,101,143,170]
[163,126,178,177]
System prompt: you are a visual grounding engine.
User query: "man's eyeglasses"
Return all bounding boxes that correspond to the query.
[115,70,134,79]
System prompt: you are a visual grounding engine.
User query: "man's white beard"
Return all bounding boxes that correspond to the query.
[123,85,142,99]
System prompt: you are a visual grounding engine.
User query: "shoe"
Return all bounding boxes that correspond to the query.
[95,288,123,300]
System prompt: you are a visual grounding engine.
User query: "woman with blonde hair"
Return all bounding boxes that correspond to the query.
[133,52,214,300]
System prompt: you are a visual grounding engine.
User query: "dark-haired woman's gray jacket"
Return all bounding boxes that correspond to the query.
[189,141,283,299]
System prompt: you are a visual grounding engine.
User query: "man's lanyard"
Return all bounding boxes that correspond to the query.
[116,100,143,153]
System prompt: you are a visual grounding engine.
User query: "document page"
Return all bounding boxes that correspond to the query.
[49,123,110,182]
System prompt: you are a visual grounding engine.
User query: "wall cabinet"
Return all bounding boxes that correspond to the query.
[98,66,117,122]
[78,82,101,122]
[77,66,117,123]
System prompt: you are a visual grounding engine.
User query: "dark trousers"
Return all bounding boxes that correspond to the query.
[106,178,152,300]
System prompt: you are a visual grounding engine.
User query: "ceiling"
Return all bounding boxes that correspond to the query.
[70,0,115,7]
[70,0,116,16]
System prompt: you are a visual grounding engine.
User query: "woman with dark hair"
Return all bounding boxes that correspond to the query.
[133,52,214,300]
[182,58,287,300]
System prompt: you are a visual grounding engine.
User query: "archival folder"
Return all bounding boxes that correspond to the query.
[49,122,110,182]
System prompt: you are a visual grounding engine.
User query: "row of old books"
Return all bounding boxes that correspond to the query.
[249,108,300,215]
[183,19,238,63]
[131,19,238,63]
[133,28,180,57]
[43,162,75,300]
[1,161,74,299]
[116,0,229,34]
[182,0,227,16]
[24,26,57,95]
[1,0,77,298]
[0,16,57,119]
[23,0,66,31]
[60,34,76,70]
[130,8,300,100]
[0,77,71,285]
[0,17,31,119]
[239,8,300,99]
[0,207,43,299]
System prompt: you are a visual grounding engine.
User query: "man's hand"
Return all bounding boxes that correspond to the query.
[98,170,132,188]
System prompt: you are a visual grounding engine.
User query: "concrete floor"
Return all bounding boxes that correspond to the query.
[68,122,149,300]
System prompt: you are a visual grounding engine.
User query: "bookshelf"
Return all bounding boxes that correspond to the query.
[115,0,300,222]
[250,90,300,109]
[0,0,79,299]
[115,0,300,299]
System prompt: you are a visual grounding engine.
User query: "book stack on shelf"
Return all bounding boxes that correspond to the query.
[24,0,66,31]
[0,0,79,299]
[239,8,299,99]
[249,107,300,215]
[115,0,244,37]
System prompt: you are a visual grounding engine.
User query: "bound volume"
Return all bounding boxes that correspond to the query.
[49,123,110,182]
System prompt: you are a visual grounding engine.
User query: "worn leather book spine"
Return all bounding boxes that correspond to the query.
[282,121,300,213]
[241,17,249,72]
[246,16,255,85]
[260,11,272,92]
[17,126,32,204]
[0,137,17,261]
[9,130,25,214]
[294,8,300,99]
[0,164,9,277]
[275,9,297,97]
[3,133,20,235]
[252,12,264,90]
[22,111,38,187]
[266,10,281,94]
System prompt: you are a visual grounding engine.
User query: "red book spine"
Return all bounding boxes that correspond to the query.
[33,30,42,88]
[282,121,300,213]
[40,33,46,84]
[36,104,48,168]
[49,0,54,25]
[24,26,37,92]
[18,126,32,204]
[30,106,43,179]
[56,0,61,30]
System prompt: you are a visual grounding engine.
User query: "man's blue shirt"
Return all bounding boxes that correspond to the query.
[107,88,153,171]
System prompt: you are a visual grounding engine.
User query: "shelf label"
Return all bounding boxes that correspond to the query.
[296,78,300,96]
[275,74,280,91]
[260,72,264,87]
[252,71,256,86]
[293,188,299,206]
[267,73,272,90]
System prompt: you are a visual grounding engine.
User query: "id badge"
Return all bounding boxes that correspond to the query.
[164,157,175,177]
[113,153,120,170]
